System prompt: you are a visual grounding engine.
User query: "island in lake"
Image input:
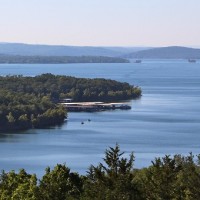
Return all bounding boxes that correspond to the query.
[0,73,141,132]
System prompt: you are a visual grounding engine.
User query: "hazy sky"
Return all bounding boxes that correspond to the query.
[0,0,200,46]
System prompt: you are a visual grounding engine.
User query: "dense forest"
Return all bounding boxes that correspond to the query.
[0,55,129,64]
[0,74,141,131]
[0,144,200,200]
[0,73,141,102]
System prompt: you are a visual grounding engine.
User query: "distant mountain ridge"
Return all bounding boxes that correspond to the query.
[125,46,200,59]
[0,43,148,57]
[1,43,199,59]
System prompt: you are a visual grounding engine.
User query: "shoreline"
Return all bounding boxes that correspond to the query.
[61,101,131,112]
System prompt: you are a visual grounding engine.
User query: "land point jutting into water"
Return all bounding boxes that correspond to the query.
[0,73,141,132]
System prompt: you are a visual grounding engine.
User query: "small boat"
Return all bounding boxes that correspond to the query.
[119,105,131,110]
[188,59,196,63]
[134,60,142,63]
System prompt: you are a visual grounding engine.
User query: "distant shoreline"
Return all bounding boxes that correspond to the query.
[0,55,129,64]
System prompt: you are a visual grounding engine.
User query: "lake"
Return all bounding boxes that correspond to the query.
[0,59,200,177]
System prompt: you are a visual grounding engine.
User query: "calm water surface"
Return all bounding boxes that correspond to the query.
[0,60,200,177]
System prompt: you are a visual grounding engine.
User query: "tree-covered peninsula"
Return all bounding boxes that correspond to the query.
[0,74,141,132]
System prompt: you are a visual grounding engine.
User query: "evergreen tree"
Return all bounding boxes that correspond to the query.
[83,144,141,200]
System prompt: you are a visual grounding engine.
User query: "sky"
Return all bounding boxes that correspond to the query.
[0,0,200,47]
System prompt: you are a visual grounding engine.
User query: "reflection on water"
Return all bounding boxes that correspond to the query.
[0,61,200,177]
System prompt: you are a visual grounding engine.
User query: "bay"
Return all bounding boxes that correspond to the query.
[0,59,200,177]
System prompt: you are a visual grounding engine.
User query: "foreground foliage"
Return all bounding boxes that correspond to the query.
[1,145,200,200]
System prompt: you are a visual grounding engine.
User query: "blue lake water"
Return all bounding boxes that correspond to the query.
[0,60,200,177]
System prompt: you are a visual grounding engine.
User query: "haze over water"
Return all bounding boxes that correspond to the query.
[0,59,200,177]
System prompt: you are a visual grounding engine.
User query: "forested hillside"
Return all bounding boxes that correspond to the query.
[126,46,200,59]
